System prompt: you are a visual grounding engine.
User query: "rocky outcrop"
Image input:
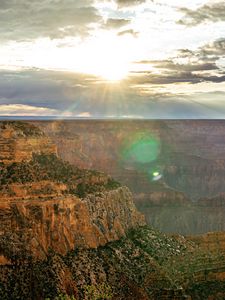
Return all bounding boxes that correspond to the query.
[0,226,200,300]
[2,224,225,300]
[0,121,145,264]
[0,122,56,163]
[0,186,144,261]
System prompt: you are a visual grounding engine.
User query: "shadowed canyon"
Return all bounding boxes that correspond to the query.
[36,120,225,235]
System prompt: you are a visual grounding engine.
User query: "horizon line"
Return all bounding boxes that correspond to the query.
[0,116,225,121]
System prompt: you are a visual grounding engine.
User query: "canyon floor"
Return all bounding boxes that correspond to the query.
[1,120,225,299]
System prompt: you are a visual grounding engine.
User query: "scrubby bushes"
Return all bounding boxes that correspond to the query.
[0,121,43,137]
[0,154,121,198]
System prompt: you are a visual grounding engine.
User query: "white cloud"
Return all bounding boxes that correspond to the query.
[0,104,59,116]
[76,112,92,118]
[0,0,224,119]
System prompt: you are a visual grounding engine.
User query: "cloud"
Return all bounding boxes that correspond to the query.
[0,69,97,110]
[129,71,225,85]
[76,112,92,118]
[0,104,58,116]
[133,37,225,86]
[173,39,225,68]
[116,0,146,7]
[178,1,225,26]
[0,0,101,41]
[140,60,218,72]
[199,38,225,56]
[117,29,138,37]
[0,68,225,118]
[103,18,130,29]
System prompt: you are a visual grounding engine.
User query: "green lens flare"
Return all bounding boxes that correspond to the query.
[153,171,159,177]
[121,133,160,164]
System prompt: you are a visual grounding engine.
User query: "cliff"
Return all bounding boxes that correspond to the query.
[0,121,57,163]
[0,186,144,261]
[2,224,225,300]
[0,121,145,263]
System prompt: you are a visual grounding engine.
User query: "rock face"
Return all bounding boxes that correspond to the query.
[188,231,225,252]
[35,120,225,234]
[0,186,144,261]
[0,121,145,263]
[2,224,225,300]
[0,122,57,163]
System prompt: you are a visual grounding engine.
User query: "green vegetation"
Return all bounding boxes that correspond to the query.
[1,226,225,299]
[0,154,121,198]
[188,281,225,300]
[83,283,113,300]
[45,283,113,300]
[46,294,76,300]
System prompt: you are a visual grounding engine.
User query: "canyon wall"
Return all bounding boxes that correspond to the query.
[0,186,144,262]
[35,120,225,234]
[0,121,145,264]
[0,122,56,163]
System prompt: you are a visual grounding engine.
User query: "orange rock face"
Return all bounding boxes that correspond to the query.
[188,231,225,252]
[0,186,145,262]
[0,122,57,164]
[0,121,145,264]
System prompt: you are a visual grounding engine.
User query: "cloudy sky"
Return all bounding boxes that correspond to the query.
[0,0,225,118]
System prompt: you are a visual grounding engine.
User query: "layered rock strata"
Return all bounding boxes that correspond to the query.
[0,121,144,263]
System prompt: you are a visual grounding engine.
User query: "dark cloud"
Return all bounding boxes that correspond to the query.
[133,37,225,86]
[138,60,218,72]
[178,2,225,26]
[0,68,156,117]
[199,38,225,56]
[0,0,101,41]
[116,0,146,7]
[103,18,130,29]
[1,68,225,118]
[117,29,138,37]
[129,71,225,85]
[175,38,225,66]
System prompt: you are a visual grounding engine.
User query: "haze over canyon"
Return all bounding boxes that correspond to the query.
[35,119,225,235]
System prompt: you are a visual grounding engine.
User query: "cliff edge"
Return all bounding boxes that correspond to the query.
[0,122,145,262]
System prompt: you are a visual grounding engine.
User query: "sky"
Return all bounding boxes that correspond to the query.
[0,0,225,118]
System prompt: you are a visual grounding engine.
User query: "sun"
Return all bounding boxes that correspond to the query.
[82,43,131,82]
[69,33,134,82]
[36,33,135,82]
[94,59,130,81]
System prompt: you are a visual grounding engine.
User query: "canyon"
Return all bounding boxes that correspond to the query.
[1,121,225,299]
[35,119,225,234]
[0,122,144,261]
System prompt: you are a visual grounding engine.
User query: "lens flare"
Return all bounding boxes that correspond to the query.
[121,133,160,165]
[153,171,159,177]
